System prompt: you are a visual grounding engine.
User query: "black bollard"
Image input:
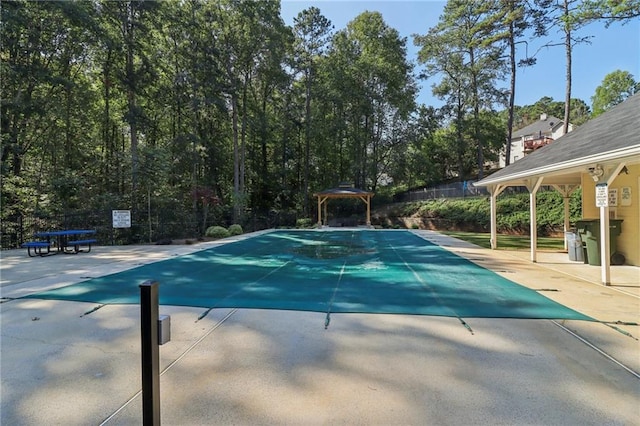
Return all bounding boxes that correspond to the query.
[140,280,160,426]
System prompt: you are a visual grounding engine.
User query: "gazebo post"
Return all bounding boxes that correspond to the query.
[323,199,327,226]
[359,195,371,226]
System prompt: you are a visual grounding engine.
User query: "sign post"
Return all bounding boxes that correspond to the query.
[112,210,132,228]
[595,183,608,207]
[595,183,611,285]
[111,210,132,246]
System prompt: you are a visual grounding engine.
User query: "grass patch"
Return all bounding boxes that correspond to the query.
[442,231,565,251]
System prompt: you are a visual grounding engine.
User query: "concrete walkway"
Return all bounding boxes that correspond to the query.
[1,231,638,425]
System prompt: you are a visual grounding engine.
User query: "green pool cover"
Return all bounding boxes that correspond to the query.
[24,230,592,321]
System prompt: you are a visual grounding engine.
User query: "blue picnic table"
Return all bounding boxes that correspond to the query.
[22,229,97,256]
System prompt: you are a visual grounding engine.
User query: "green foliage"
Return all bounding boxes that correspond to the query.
[513,96,591,128]
[296,218,314,228]
[433,198,490,228]
[205,225,230,239]
[591,70,639,117]
[228,224,243,236]
[414,0,507,178]
[378,190,582,236]
[0,175,40,218]
[1,1,596,238]
[495,191,582,233]
[574,0,640,26]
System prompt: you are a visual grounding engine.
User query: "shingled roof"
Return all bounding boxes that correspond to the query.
[512,114,563,138]
[314,187,373,197]
[476,92,640,187]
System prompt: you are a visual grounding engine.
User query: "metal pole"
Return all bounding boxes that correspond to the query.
[140,280,160,426]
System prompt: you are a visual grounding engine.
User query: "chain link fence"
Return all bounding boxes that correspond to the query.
[394,181,488,202]
[393,180,539,203]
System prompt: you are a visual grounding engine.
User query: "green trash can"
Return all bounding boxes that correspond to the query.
[575,219,624,266]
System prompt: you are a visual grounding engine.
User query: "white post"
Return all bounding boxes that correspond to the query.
[563,196,570,251]
[599,206,611,285]
[526,177,544,263]
[530,192,537,263]
[596,162,626,285]
[488,185,506,250]
[490,192,498,249]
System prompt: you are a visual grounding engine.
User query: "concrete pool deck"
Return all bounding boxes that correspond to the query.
[1,230,638,425]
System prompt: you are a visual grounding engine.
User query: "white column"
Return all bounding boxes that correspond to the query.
[490,192,498,249]
[563,197,570,250]
[526,177,544,263]
[488,185,506,249]
[597,162,626,285]
[599,205,611,285]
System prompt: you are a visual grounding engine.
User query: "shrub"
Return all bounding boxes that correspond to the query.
[228,224,243,236]
[373,190,581,235]
[205,225,230,239]
[296,218,313,228]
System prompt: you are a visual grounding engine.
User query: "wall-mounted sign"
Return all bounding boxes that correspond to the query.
[620,186,632,206]
[608,188,618,207]
[595,183,608,207]
[112,210,131,228]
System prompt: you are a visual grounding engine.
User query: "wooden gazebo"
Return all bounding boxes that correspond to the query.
[313,184,374,227]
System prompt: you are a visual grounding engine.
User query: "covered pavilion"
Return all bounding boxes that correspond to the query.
[313,184,374,227]
[475,93,640,285]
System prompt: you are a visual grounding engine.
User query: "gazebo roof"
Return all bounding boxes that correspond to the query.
[313,186,374,198]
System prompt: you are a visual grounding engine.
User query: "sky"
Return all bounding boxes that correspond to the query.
[280,0,640,110]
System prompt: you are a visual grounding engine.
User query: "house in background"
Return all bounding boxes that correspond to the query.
[499,113,573,167]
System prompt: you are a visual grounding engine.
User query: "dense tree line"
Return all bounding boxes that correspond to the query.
[1,0,637,239]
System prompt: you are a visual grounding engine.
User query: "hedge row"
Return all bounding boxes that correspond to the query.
[374,190,582,236]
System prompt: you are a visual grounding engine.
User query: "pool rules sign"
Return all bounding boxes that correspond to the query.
[595,183,608,207]
[112,210,132,228]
